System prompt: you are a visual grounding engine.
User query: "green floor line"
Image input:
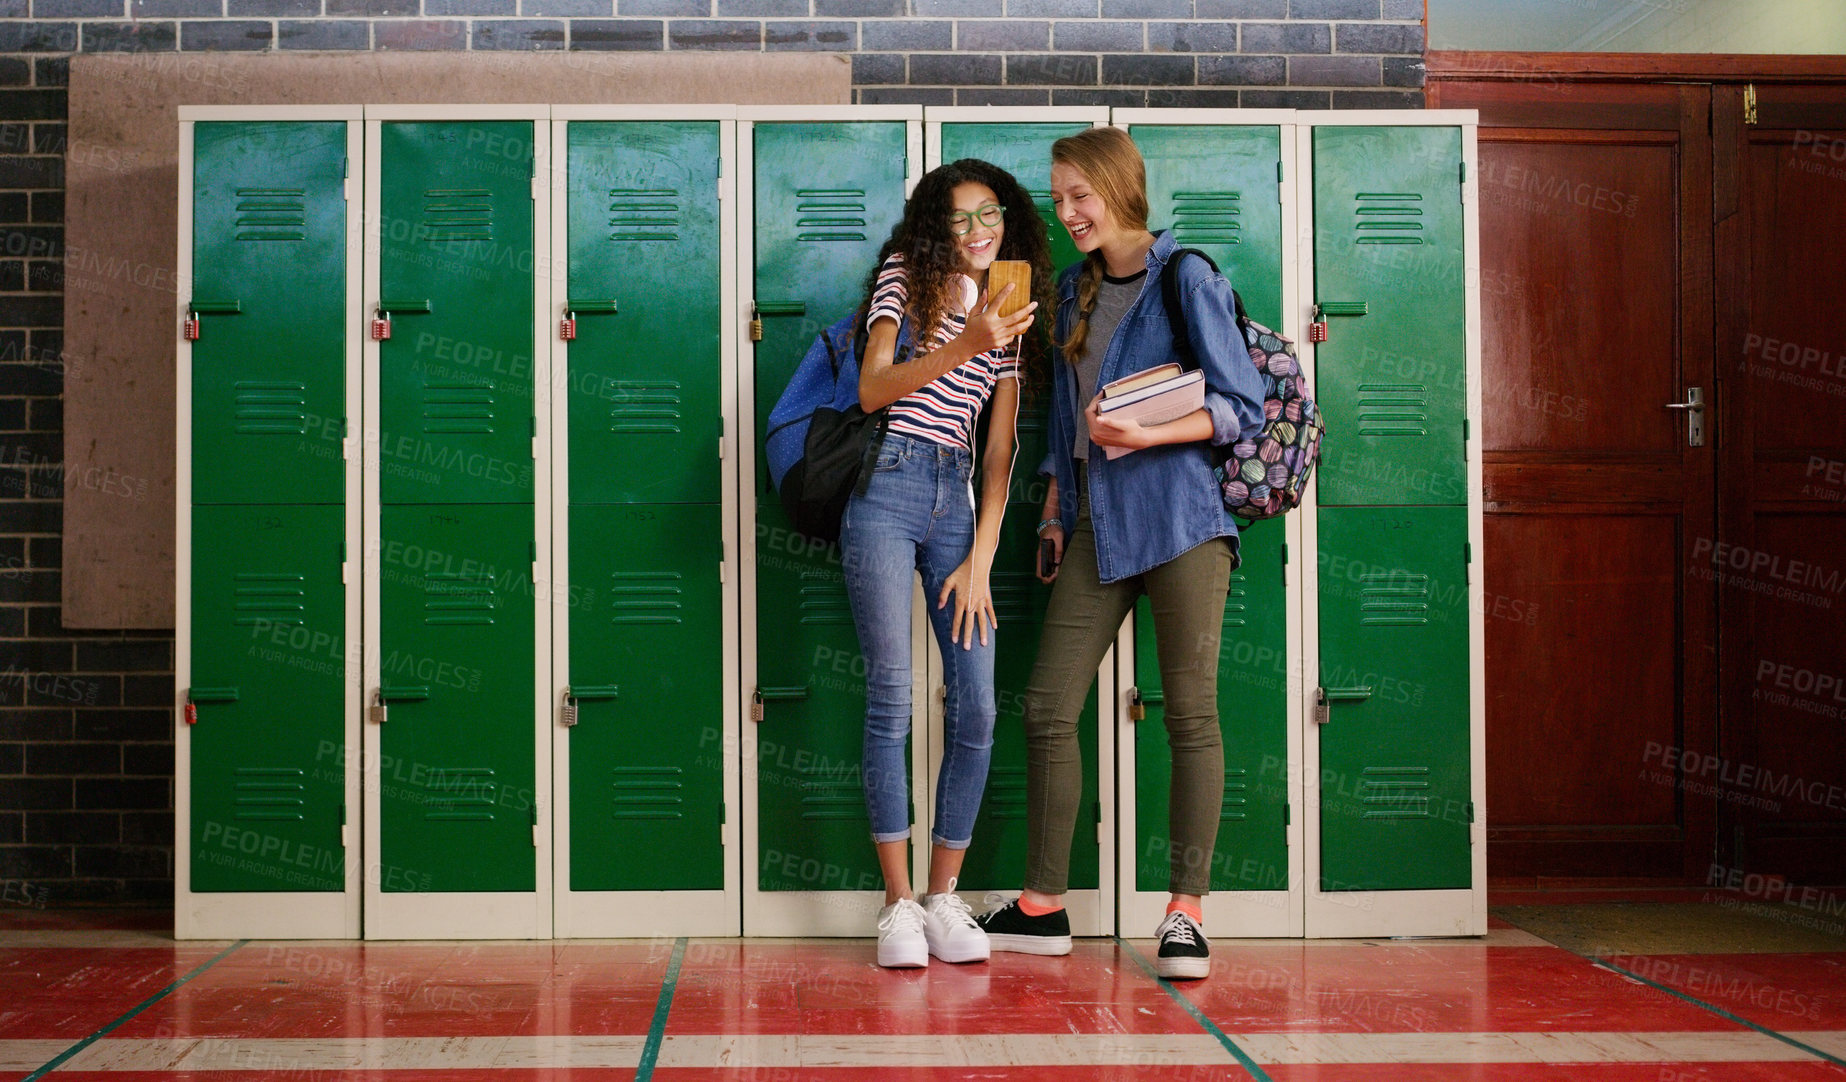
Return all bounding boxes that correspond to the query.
[25,938,246,1081]
[635,936,687,1082]
[1592,955,1846,1068]
[1116,935,1274,1082]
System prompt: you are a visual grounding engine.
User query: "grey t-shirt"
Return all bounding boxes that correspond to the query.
[1073,268,1148,462]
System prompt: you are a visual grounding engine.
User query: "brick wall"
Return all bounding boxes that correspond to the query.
[0,2,1424,906]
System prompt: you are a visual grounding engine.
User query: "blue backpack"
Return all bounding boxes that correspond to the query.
[765,310,915,543]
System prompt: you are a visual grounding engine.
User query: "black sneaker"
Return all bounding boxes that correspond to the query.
[1154,911,1209,980]
[974,894,1072,956]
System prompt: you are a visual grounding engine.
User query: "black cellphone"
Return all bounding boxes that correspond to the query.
[1038,536,1061,578]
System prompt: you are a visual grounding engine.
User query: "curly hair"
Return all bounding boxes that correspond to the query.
[1050,127,1150,366]
[862,158,1057,396]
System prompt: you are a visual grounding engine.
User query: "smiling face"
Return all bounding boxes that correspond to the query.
[949,181,1004,277]
[1050,161,1124,257]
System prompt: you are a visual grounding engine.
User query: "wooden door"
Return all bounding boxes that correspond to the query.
[1714,85,1846,883]
[1427,79,1719,879]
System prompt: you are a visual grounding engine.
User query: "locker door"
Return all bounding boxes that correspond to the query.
[932,116,1107,911]
[568,504,724,891]
[378,121,536,506]
[366,114,548,938]
[188,504,346,893]
[1311,125,1467,509]
[749,120,910,926]
[377,504,536,893]
[566,122,722,506]
[1316,506,1471,890]
[1124,121,1294,924]
[558,118,732,934]
[190,121,347,506]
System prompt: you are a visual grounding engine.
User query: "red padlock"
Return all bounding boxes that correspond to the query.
[183,314,200,341]
[1308,306,1328,344]
[372,314,391,341]
[184,701,198,725]
[560,313,577,341]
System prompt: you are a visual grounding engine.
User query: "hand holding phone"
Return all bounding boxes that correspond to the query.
[1037,534,1062,581]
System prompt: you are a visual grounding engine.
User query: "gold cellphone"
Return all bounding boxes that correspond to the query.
[986,260,1032,318]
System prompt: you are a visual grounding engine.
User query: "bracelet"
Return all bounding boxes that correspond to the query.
[1036,517,1063,535]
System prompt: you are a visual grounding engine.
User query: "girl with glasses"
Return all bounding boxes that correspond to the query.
[842,159,1052,967]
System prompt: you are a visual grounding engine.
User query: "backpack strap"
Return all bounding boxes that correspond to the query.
[1161,246,1252,372]
[848,312,909,499]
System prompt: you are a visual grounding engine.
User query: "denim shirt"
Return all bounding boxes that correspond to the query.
[1038,230,1268,583]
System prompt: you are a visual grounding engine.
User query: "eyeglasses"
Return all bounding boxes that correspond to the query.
[948,204,1005,235]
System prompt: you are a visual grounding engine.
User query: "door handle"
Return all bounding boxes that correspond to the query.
[568,685,620,700]
[1321,686,1374,701]
[187,686,240,703]
[378,685,430,702]
[1663,386,1704,447]
[754,302,807,317]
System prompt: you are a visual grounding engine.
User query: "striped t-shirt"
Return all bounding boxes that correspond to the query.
[866,254,1019,451]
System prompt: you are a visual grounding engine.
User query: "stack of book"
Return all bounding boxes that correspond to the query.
[1095,363,1204,459]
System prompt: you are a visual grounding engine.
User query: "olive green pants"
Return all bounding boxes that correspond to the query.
[1023,493,1233,897]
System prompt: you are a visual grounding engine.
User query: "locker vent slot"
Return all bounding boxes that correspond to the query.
[232,188,307,242]
[232,767,306,821]
[609,766,684,819]
[607,380,682,434]
[1171,191,1242,245]
[983,768,1026,820]
[1221,768,1248,821]
[1356,383,1429,436]
[799,777,865,821]
[1353,192,1424,245]
[424,767,498,820]
[1359,573,1430,626]
[609,188,681,242]
[609,570,683,625]
[232,572,306,626]
[795,188,867,243]
[423,189,494,242]
[232,381,309,434]
[422,382,497,435]
[797,573,853,626]
[992,570,1035,623]
[1357,766,1431,819]
[1222,576,1248,629]
[425,572,497,625]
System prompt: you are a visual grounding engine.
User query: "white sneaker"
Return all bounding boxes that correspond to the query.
[876,897,929,968]
[919,879,990,963]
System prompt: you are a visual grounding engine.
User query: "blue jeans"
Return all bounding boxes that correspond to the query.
[840,433,997,849]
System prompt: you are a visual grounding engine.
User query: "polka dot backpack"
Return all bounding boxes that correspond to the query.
[1161,248,1325,523]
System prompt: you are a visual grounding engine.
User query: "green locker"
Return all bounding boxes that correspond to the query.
[1134,124,1284,328]
[1131,533,1289,894]
[1311,126,1467,509]
[378,121,536,506]
[1128,123,1290,897]
[957,514,1101,892]
[753,122,909,893]
[190,121,348,506]
[568,504,724,892]
[377,503,535,892]
[939,119,1101,893]
[1316,505,1470,891]
[567,122,722,506]
[188,503,345,893]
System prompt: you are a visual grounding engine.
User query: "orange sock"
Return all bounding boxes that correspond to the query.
[1166,899,1203,925]
[1018,895,1063,917]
